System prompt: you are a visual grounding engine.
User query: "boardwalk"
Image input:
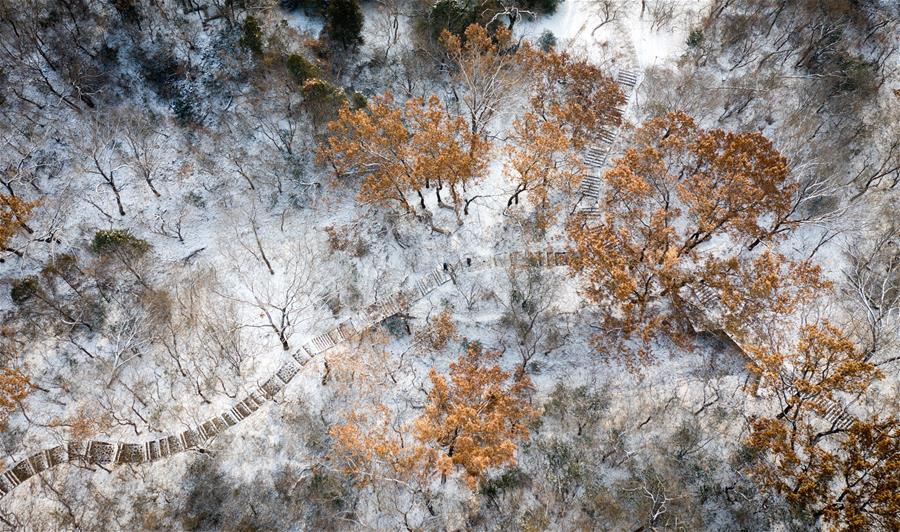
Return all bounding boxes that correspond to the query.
[575,69,640,210]
[0,249,572,499]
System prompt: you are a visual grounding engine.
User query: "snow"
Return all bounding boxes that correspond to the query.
[282,10,324,37]
[516,0,707,68]
[0,0,897,528]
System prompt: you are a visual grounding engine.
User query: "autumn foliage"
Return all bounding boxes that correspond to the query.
[504,43,623,216]
[414,341,536,487]
[702,250,831,337]
[331,341,535,489]
[319,93,490,219]
[414,308,459,352]
[329,405,435,487]
[504,111,583,211]
[568,112,822,364]
[745,321,896,529]
[440,24,523,136]
[747,414,899,529]
[321,24,625,225]
[0,367,32,428]
[746,321,881,417]
[521,45,626,150]
[1,194,39,255]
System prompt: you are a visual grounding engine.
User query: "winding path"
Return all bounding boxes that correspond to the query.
[0,250,576,500]
[0,69,643,502]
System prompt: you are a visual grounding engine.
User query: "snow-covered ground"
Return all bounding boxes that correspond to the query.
[0,0,897,529]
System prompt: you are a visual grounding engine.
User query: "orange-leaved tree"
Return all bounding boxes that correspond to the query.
[824,416,900,529]
[568,111,820,366]
[744,320,895,529]
[414,308,459,352]
[318,93,490,219]
[330,405,435,488]
[522,45,626,151]
[441,24,525,137]
[414,341,536,487]
[408,96,491,222]
[746,321,881,433]
[0,367,32,428]
[1,194,39,257]
[701,250,830,337]
[504,45,622,219]
[747,413,899,530]
[504,111,584,212]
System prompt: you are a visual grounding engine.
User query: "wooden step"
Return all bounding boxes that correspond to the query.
[337,320,357,341]
[3,471,20,488]
[28,452,49,474]
[578,207,602,219]
[47,446,67,467]
[11,459,34,483]
[261,375,286,398]
[617,70,638,87]
[276,361,300,384]
[87,441,114,464]
[180,429,201,449]
[583,149,608,167]
[147,440,161,461]
[598,128,616,144]
[693,284,719,307]
[168,435,185,454]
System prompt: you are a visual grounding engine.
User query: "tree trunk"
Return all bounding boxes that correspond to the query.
[109,178,126,216]
[508,183,527,207]
[144,175,161,197]
[417,189,427,211]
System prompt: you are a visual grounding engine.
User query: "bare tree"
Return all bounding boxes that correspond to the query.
[246,76,305,159]
[496,263,568,376]
[844,224,900,366]
[121,109,166,197]
[220,226,328,351]
[592,0,622,33]
[847,103,900,201]
[104,304,151,386]
[80,118,128,217]
[371,0,403,62]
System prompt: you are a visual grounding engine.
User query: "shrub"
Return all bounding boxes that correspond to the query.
[830,52,878,95]
[480,467,526,499]
[382,314,409,338]
[301,78,345,103]
[301,78,347,126]
[350,90,367,109]
[10,276,39,305]
[240,16,264,55]
[41,253,80,281]
[687,29,704,48]
[280,0,325,15]
[112,0,141,25]
[91,229,150,257]
[325,0,364,48]
[521,0,562,15]
[286,53,321,83]
[185,191,206,208]
[172,86,200,126]
[139,54,182,100]
[539,30,557,52]
[303,467,349,514]
[428,0,476,38]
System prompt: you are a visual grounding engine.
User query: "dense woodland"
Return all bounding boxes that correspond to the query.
[0,0,898,530]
